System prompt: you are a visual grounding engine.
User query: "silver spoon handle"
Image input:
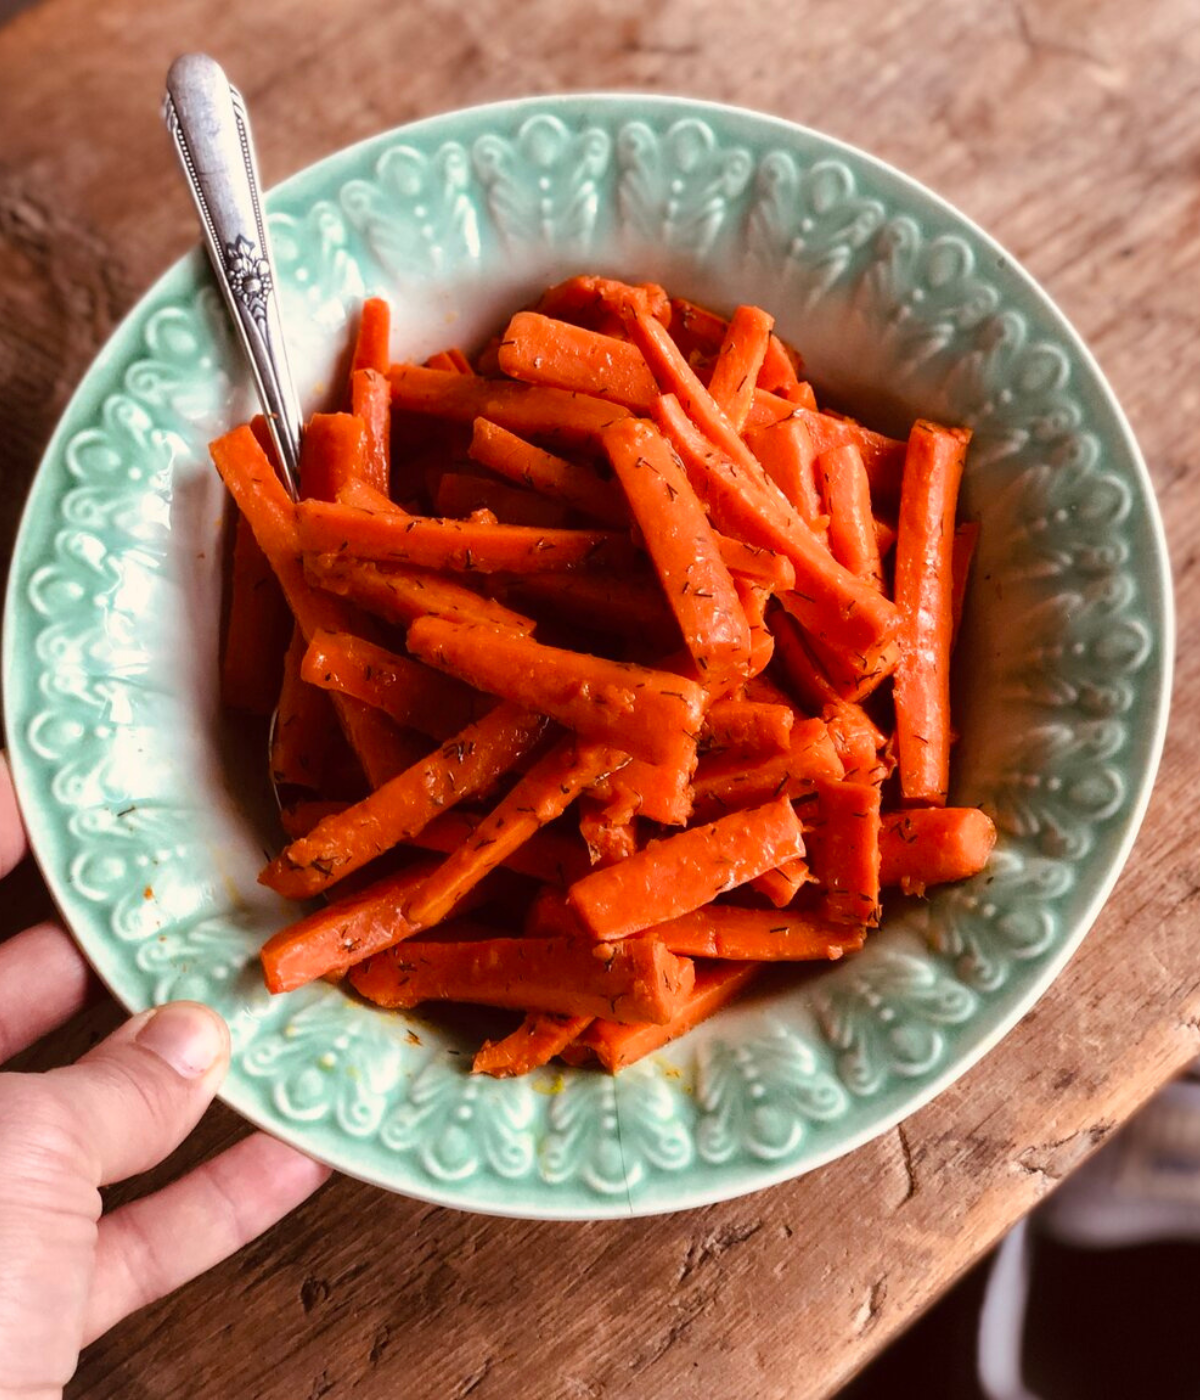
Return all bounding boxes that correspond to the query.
[163,53,303,498]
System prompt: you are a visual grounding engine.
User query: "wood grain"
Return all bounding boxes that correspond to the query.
[0,0,1195,1396]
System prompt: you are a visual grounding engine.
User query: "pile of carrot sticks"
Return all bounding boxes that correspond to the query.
[213,275,995,1076]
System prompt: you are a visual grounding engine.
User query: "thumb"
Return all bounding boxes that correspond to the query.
[45,1001,230,1186]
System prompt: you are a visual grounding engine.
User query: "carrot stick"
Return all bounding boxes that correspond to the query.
[757,333,802,394]
[260,703,549,899]
[260,858,440,994]
[271,629,339,790]
[806,778,883,928]
[502,571,681,651]
[279,800,350,839]
[789,406,907,505]
[768,604,842,711]
[741,388,799,430]
[588,753,694,828]
[424,348,474,374]
[715,536,795,593]
[603,416,752,688]
[349,935,695,1026]
[300,630,489,740]
[893,420,972,806]
[701,699,793,757]
[298,412,369,503]
[579,796,639,868]
[473,1012,594,1078]
[351,297,391,376]
[749,855,812,908]
[220,511,291,716]
[667,297,727,361]
[406,810,592,887]
[691,718,843,819]
[536,275,671,329]
[879,807,996,895]
[732,578,775,683]
[334,695,431,790]
[874,516,898,558]
[434,473,569,529]
[498,311,659,412]
[389,366,631,450]
[467,419,628,527]
[649,904,863,961]
[653,393,899,693]
[567,795,805,941]
[706,304,774,431]
[823,700,888,784]
[743,416,825,535]
[406,616,705,769]
[305,552,535,634]
[402,737,628,931]
[819,443,884,589]
[951,520,979,646]
[350,368,391,496]
[576,962,760,1072]
[296,498,634,576]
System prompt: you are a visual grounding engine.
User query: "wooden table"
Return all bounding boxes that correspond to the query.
[0,1,1194,1395]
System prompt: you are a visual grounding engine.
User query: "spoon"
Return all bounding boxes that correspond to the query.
[162,52,304,498]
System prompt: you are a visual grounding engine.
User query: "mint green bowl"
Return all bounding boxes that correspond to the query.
[3,96,1171,1218]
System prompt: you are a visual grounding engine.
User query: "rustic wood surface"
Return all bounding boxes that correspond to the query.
[0,1,1194,1396]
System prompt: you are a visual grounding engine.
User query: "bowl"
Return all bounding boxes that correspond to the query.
[3,94,1171,1218]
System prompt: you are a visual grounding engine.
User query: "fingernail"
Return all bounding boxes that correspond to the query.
[136,1002,228,1079]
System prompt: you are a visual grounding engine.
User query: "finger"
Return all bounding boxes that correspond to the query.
[0,921,101,1064]
[44,1000,230,1185]
[0,752,29,878]
[83,1132,332,1344]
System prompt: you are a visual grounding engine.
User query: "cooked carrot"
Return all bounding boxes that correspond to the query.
[567,795,805,941]
[350,935,695,1026]
[653,393,899,694]
[706,304,774,432]
[789,406,907,504]
[221,511,291,716]
[893,420,972,806]
[389,366,631,450]
[279,800,350,840]
[733,577,775,683]
[434,472,569,529]
[701,699,793,757]
[819,443,884,589]
[351,297,391,376]
[576,962,760,1072]
[350,368,391,495]
[768,604,842,711]
[823,700,887,784]
[879,807,996,895]
[467,419,628,527]
[579,796,639,868]
[305,552,535,634]
[588,753,694,828]
[603,416,752,687]
[406,615,705,770]
[406,810,592,887]
[334,694,430,790]
[298,413,369,503]
[649,905,863,961]
[502,571,681,651]
[757,333,802,394]
[749,855,812,908]
[667,296,727,361]
[260,858,439,994]
[271,629,338,790]
[296,497,634,576]
[260,703,549,899]
[715,536,795,593]
[806,778,883,928]
[743,415,825,535]
[874,516,898,558]
[403,738,628,931]
[498,311,659,413]
[473,1012,594,1078]
[537,275,671,330]
[424,347,474,374]
[691,718,843,819]
[742,387,801,430]
[300,630,488,740]
[951,520,979,646]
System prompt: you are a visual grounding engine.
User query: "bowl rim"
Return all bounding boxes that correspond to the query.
[3,91,1175,1219]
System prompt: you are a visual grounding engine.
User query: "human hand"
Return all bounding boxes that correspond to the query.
[0,756,332,1398]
